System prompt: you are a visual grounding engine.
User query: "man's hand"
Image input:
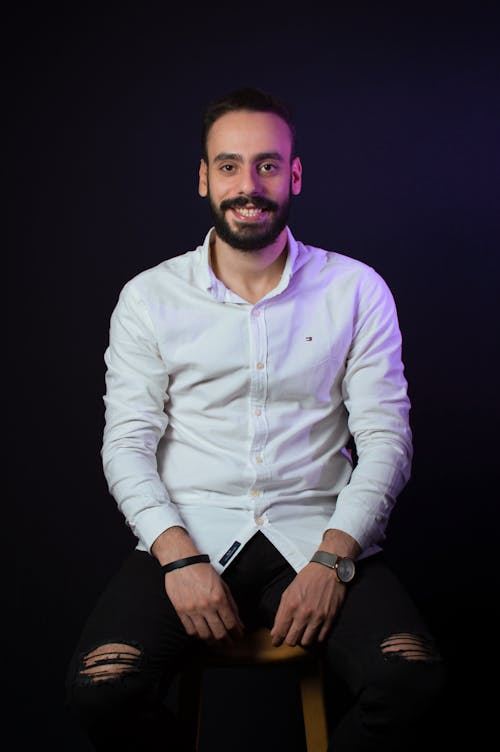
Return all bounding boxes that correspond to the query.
[165,562,244,643]
[271,528,361,648]
[270,563,346,647]
[152,525,244,643]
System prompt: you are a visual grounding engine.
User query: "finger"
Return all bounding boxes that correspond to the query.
[271,612,293,646]
[283,621,307,647]
[317,616,334,643]
[300,620,323,646]
[204,611,232,642]
[179,613,197,637]
[189,614,212,641]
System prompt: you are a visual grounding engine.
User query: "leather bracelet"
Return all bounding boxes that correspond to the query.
[161,554,210,573]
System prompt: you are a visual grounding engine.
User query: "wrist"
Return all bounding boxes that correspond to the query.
[321,528,361,559]
[151,525,201,567]
[161,554,210,574]
[310,550,356,584]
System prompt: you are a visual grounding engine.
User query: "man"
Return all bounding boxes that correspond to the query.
[67,87,444,751]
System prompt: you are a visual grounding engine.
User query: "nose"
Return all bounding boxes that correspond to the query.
[237,165,262,196]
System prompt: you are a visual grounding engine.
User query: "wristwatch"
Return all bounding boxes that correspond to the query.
[310,550,356,583]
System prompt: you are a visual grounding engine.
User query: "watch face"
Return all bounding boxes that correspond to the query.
[337,557,356,583]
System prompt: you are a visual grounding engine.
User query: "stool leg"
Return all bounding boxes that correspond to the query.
[299,661,328,752]
[177,663,203,751]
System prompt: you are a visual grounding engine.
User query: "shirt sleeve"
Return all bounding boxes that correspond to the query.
[326,267,413,552]
[101,280,185,551]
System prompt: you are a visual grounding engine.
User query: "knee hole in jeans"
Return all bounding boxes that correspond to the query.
[380,632,441,663]
[76,642,143,684]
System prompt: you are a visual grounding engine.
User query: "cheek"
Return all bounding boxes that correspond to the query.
[273,184,292,205]
[208,176,232,202]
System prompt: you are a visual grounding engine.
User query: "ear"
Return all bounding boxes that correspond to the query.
[198,159,208,197]
[291,156,302,196]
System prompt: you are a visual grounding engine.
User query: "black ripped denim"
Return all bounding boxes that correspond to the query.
[66,533,445,751]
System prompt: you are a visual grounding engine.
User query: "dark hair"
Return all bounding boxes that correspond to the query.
[201,86,297,161]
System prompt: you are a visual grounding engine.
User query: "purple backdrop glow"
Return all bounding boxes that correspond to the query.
[10,3,498,749]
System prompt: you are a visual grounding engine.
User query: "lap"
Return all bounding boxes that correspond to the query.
[69,536,438,691]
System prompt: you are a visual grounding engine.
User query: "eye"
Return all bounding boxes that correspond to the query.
[220,163,236,173]
[258,162,278,174]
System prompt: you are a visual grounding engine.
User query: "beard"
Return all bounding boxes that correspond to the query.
[207,186,292,252]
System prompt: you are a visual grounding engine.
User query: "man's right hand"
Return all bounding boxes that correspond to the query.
[164,562,244,643]
[151,525,244,643]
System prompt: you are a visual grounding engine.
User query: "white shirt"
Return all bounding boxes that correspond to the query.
[102,227,412,574]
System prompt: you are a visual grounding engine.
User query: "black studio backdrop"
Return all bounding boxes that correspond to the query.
[9,3,499,750]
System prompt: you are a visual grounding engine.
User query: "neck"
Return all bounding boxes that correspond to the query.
[210,228,288,304]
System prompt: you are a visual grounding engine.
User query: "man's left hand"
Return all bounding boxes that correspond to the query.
[270,563,346,647]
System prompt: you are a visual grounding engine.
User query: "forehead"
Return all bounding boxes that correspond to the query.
[206,110,293,161]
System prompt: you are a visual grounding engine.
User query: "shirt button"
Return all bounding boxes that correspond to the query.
[255,515,264,526]
[250,489,260,497]
[252,309,260,317]
[254,408,262,416]
[255,456,263,463]
[256,362,264,370]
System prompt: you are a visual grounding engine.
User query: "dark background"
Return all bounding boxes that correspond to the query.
[9,2,498,749]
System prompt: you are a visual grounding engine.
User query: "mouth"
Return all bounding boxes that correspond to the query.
[230,204,270,223]
[219,194,277,226]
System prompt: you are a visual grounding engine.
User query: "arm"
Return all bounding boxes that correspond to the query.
[102,281,242,641]
[101,280,184,548]
[331,268,413,549]
[272,268,412,647]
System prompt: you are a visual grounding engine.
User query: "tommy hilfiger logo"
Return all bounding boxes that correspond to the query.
[305,337,313,341]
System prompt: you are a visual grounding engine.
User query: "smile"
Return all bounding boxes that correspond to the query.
[231,206,269,222]
[237,207,264,216]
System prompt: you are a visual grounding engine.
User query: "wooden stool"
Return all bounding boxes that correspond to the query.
[177,627,328,751]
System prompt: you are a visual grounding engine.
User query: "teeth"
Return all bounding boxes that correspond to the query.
[236,207,264,217]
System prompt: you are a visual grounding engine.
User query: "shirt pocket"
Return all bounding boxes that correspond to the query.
[270,347,344,403]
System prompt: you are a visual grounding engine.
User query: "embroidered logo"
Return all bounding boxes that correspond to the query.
[219,541,241,566]
[305,337,313,341]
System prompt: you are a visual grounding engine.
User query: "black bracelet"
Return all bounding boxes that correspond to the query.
[161,554,210,573]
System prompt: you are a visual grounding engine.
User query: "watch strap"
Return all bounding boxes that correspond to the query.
[310,550,340,569]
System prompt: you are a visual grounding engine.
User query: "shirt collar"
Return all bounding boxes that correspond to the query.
[199,226,304,301]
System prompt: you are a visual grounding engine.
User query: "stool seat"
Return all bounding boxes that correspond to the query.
[177,627,328,751]
[202,627,312,664]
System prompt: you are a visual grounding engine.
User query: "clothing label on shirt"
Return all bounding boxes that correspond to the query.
[219,541,241,566]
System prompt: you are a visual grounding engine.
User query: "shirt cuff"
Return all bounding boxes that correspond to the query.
[131,503,187,552]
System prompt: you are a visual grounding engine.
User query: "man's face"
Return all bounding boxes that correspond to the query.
[199,110,302,251]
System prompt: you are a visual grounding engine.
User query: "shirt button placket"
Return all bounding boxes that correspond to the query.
[249,305,268,508]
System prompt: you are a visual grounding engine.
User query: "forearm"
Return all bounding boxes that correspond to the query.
[329,439,411,551]
[331,265,412,551]
[320,528,362,559]
[102,281,187,550]
[151,525,201,566]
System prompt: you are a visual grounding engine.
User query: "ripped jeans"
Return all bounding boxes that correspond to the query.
[66,533,445,751]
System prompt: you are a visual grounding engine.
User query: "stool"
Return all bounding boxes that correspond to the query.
[177,627,328,751]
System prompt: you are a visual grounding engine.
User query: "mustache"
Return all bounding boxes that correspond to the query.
[220,195,279,212]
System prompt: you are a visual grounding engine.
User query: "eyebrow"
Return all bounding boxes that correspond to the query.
[213,151,285,164]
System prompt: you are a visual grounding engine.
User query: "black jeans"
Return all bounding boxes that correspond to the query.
[66,533,445,751]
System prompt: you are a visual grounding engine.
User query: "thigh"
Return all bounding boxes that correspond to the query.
[332,554,437,641]
[323,554,442,691]
[67,549,194,685]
